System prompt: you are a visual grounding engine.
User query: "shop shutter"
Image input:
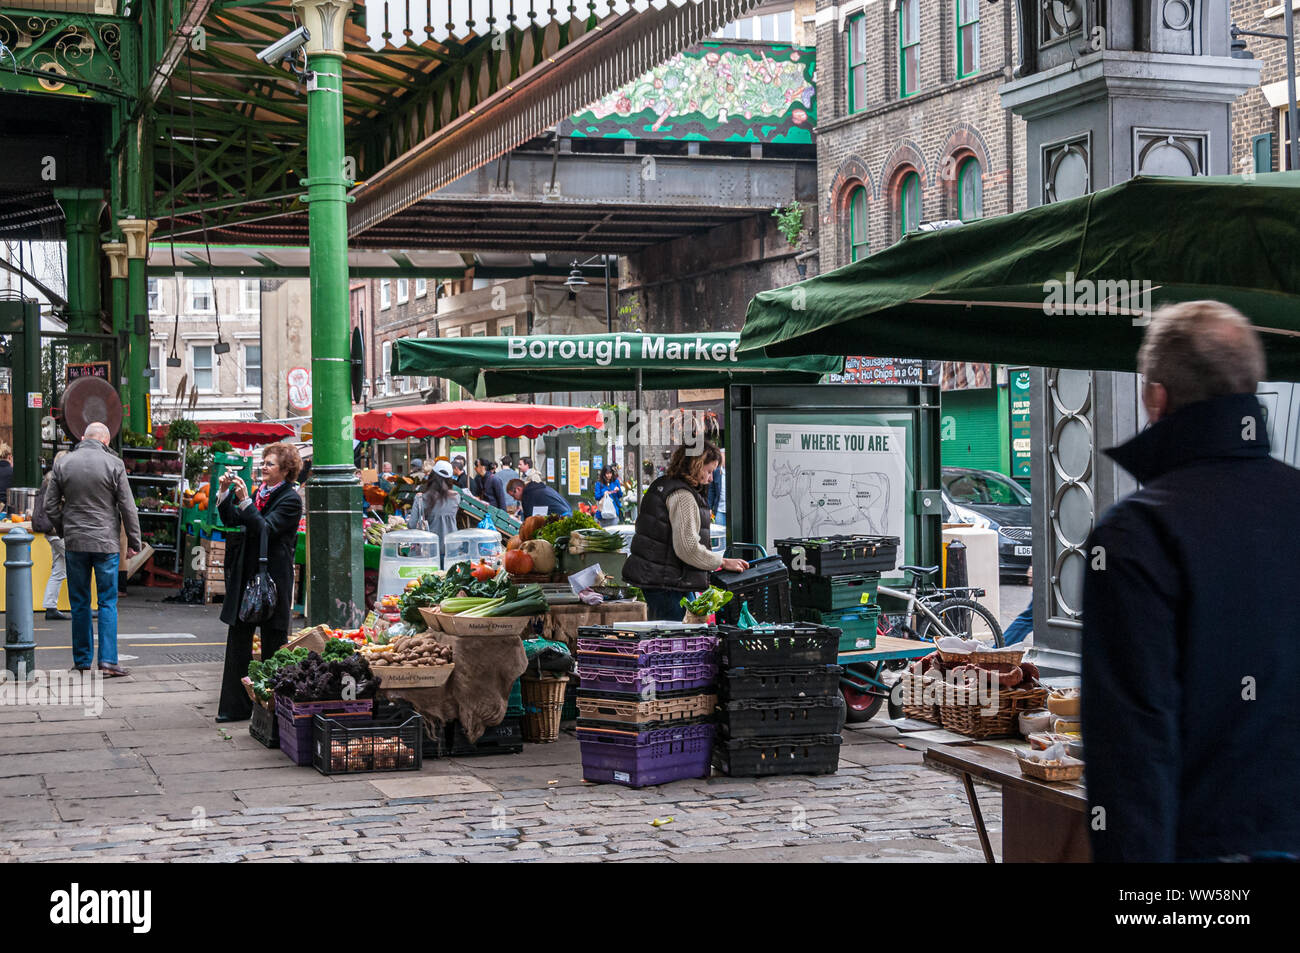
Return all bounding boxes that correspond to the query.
[941,390,1003,473]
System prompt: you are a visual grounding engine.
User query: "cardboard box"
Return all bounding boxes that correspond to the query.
[432,609,535,638]
[285,625,329,654]
[370,662,454,690]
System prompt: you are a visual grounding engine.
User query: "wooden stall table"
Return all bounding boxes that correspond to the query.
[543,600,648,649]
[924,743,1091,863]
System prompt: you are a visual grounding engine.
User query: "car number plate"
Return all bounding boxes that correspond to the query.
[1014,545,1032,556]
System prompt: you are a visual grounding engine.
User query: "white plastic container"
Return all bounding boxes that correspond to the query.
[607,524,637,554]
[444,528,502,566]
[710,523,727,556]
[377,529,442,602]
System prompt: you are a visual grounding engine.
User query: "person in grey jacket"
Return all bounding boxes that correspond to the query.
[44,422,141,677]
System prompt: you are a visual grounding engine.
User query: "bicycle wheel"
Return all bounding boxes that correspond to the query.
[917,597,1005,647]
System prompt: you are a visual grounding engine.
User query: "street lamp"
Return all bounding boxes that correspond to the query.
[1232,19,1299,171]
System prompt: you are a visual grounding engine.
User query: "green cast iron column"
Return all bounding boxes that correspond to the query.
[119,219,155,433]
[295,0,364,626]
[104,242,130,422]
[51,189,105,336]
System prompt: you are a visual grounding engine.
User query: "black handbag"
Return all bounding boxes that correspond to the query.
[238,523,279,624]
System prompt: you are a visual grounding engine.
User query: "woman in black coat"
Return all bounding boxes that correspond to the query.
[215,442,304,722]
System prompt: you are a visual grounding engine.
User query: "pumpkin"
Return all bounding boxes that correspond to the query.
[506,535,523,551]
[520,538,556,574]
[520,515,547,541]
[503,549,534,575]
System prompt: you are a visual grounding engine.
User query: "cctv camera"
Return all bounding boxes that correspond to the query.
[256,26,310,65]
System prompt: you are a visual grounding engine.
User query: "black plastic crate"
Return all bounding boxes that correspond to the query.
[776,536,899,577]
[720,665,844,701]
[790,572,880,610]
[312,713,423,775]
[718,623,840,668]
[720,696,845,740]
[710,555,792,626]
[447,718,525,756]
[375,699,447,759]
[249,703,279,749]
[714,734,842,777]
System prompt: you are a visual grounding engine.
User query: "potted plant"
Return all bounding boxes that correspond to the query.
[165,418,201,451]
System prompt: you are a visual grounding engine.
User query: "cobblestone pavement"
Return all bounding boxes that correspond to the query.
[0,664,1004,862]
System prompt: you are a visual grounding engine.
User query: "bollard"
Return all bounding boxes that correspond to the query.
[3,527,36,680]
[944,538,972,637]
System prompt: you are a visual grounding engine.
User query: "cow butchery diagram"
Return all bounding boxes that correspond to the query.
[766,423,908,564]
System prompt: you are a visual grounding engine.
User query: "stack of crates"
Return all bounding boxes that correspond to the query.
[574,622,718,788]
[201,537,226,604]
[777,535,901,654]
[714,623,845,777]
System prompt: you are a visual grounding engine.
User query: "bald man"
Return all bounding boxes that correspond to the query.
[45,421,140,677]
[1082,301,1300,862]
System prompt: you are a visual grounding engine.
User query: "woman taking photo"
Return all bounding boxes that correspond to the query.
[215,443,303,723]
[593,465,624,524]
[623,441,748,620]
[408,460,461,554]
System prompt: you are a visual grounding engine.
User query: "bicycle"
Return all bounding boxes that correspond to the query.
[840,564,1003,723]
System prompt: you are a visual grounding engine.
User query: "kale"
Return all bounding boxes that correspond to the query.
[269,651,379,703]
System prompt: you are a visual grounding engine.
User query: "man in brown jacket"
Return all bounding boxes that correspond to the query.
[44,422,141,676]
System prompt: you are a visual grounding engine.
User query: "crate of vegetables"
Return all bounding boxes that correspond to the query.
[312,712,423,775]
[427,582,550,637]
[271,649,380,766]
[363,633,455,689]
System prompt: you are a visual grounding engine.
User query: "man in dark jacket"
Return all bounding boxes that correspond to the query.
[506,478,572,517]
[44,422,141,676]
[1083,300,1300,862]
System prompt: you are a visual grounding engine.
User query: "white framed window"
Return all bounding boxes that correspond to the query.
[380,280,392,310]
[192,344,215,391]
[149,343,166,394]
[415,278,428,298]
[147,278,161,313]
[443,326,461,339]
[243,343,262,391]
[397,279,409,304]
[497,321,516,337]
[241,279,260,313]
[189,278,215,313]
[470,322,488,337]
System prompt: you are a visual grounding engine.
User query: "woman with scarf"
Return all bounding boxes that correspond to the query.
[215,443,304,722]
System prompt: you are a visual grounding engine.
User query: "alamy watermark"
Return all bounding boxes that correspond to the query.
[1043,272,1153,326]
[0,664,104,717]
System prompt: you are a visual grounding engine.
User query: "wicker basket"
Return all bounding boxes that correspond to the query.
[936,646,1025,667]
[1016,754,1084,782]
[897,671,941,725]
[939,686,1048,739]
[521,675,568,743]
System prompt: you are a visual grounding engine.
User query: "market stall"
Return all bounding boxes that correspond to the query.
[196,421,296,449]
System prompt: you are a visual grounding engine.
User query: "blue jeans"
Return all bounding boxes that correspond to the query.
[1002,597,1033,646]
[643,588,688,622]
[66,551,119,668]
[715,511,726,526]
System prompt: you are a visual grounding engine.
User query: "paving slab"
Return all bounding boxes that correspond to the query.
[0,733,109,757]
[146,748,294,775]
[366,774,497,799]
[0,748,143,778]
[158,766,330,796]
[836,744,926,767]
[0,796,61,824]
[233,780,385,808]
[0,718,127,738]
[55,792,242,822]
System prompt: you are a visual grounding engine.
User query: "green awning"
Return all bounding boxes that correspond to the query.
[739,173,1300,380]
[391,332,843,397]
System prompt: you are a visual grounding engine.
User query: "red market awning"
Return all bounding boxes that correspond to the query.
[354,400,604,441]
[197,421,296,448]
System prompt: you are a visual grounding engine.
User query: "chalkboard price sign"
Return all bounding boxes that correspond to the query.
[66,362,111,384]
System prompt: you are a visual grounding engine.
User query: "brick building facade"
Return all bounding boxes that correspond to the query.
[813,0,1026,273]
[1229,0,1293,173]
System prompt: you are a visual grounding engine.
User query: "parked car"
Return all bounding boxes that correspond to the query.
[940,467,1033,579]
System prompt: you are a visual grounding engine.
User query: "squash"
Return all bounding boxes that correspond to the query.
[519,515,546,541]
[503,549,534,575]
[520,538,556,574]
[506,535,523,551]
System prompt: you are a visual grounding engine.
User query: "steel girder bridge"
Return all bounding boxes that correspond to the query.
[0,0,764,625]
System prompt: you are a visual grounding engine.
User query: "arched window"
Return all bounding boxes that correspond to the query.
[849,186,869,262]
[958,157,983,221]
[899,171,922,236]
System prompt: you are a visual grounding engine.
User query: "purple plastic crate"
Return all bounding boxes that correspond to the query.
[576,634,718,657]
[575,648,716,670]
[576,661,717,695]
[275,694,374,766]
[578,723,715,788]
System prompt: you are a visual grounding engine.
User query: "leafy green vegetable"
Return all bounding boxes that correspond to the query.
[534,512,600,544]
[247,646,310,701]
[679,587,734,616]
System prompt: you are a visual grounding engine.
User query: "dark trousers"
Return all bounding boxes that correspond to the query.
[217,622,288,720]
[642,588,689,623]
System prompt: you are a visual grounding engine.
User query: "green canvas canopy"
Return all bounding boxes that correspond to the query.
[739,173,1300,381]
[391,332,843,397]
